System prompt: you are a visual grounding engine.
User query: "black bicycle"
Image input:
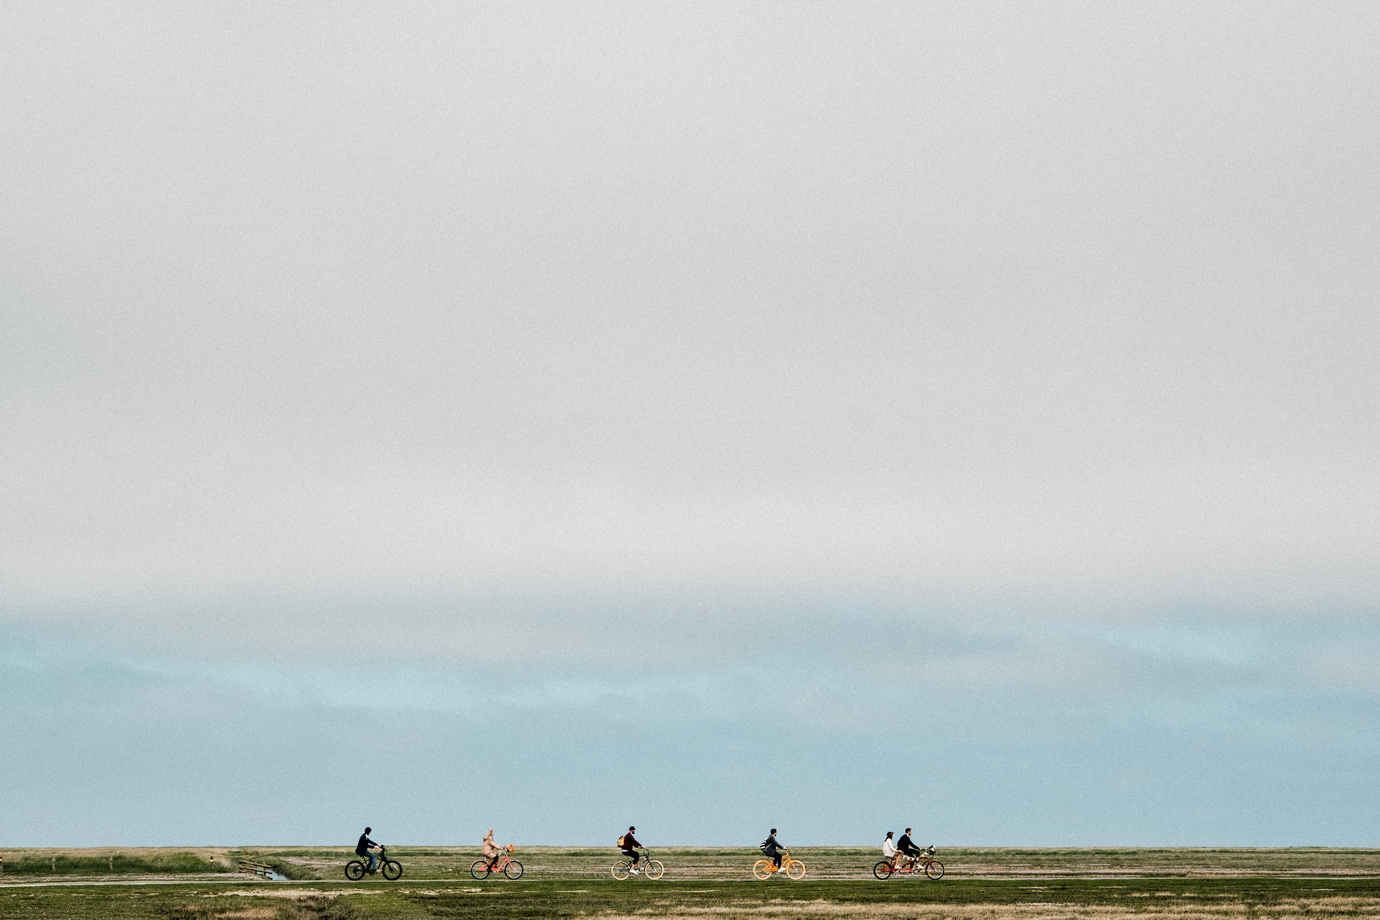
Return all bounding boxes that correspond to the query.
[346,845,403,880]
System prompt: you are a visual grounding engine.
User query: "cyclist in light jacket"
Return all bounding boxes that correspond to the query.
[482,829,502,870]
[882,831,899,868]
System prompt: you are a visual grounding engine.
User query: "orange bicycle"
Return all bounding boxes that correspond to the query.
[471,845,523,879]
[753,850,805,879]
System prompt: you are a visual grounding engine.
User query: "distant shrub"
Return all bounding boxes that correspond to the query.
[3,853,231,876]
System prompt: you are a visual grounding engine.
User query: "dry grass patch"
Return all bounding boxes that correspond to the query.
[588,895,1380,920]
[169,894,364,920]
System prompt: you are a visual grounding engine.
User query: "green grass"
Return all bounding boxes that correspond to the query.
[3,876,1380,919]
[4,849,1380,918]
[10,846,1380,881]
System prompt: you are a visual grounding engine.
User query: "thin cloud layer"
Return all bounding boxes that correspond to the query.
[4,609,1378,845]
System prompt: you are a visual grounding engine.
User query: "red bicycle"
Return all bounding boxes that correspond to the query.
[874,845,943,880]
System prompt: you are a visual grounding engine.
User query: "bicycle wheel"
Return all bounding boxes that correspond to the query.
[382,860,402,880]
[752,860,772,880]
[873,860,894,880]
[471,860,492,879]
[611,860,631,880]
[345,861,365,881]
[504,859,523,879]
[644,860,664,880]
[786,859,805,879]
[925,859,944,879]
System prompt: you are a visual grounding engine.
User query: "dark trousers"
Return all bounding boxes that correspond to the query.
[621,849,640,865]
[764,850,781,868]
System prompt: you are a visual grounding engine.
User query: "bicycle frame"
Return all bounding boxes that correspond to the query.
[472,849,523,879]
[346,846,402,881]
[753,850,804,879]
[875,846,942,880]
[613,849,664,880]
[894,854,924,872]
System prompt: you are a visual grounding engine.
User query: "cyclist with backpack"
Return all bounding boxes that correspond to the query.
[618,826,642,874]
[760,829,784,872]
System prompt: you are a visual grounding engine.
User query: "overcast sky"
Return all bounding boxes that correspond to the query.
[3,1,1379,847]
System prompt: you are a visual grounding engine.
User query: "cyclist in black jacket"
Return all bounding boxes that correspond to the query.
[896,828,922,866]
[356,827,380,873]
[620,826,642,873]
[760,829,784,871]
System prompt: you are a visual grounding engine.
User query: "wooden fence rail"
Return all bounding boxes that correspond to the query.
[237,859,275,878]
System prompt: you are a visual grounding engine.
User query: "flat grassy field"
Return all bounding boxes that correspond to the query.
[234,846,1380,880]
[3,848,1379,919]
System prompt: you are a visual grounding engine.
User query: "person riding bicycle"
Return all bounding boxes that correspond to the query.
[896,828,922,866]
[619,826,643,874]
[356,827,380,873]
[760,829,784,872]
[482,828,503,870]
[882,831,899,868]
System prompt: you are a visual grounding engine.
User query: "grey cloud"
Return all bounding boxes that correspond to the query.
[4,3,1380,604]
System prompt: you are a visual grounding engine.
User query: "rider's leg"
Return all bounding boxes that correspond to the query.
[367,852,377,872]
[772,852,782,870]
